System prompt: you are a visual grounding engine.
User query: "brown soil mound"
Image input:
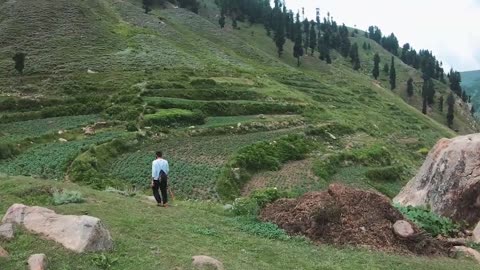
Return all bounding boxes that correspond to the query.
[260,184,450,256]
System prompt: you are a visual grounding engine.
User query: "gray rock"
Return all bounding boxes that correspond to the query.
[0,222,14,240]
[394,134,480,224]
[28,253,47,270]
[451,246,480,264]
[192,255,224,270]
[393,220,414,238]
[2,204,113,253]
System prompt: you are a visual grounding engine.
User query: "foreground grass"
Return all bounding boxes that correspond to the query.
[0,177,476,270]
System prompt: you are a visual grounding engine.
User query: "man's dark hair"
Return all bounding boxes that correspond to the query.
[156,151,163,158]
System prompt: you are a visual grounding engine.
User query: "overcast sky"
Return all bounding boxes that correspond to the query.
[286,0,480,72]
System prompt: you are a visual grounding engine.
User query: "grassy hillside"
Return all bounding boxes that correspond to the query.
[0,176,477,269]
[0,0,479,268]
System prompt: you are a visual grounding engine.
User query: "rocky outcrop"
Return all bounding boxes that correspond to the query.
[394,134,480,224]
[192,255,224,270]
[28,254,47,270]
[2,204,113,253]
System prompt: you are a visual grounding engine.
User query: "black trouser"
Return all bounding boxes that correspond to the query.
[152,176,168,204]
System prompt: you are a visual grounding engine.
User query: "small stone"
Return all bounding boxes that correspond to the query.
[58,138,68,143]
[446,238,468,246]
[393,220,415,238]
[451,246,480,264]
[192,255,224,270]
[28,253,47,270]
[223,204,233,211]
[0,223,15,240]
[0,246,8,258]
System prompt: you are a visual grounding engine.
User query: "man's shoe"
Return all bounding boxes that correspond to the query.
[163,203,169,208]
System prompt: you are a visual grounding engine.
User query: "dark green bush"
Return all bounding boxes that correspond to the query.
[232,188,288,216]
[126,122,138,132]
[395,205,460,237]
[144,109,205,127]
[234,135,310,172]
[342,144,391,166]
[312,154,343,180]
[105,105,142,121]
[306,122,355,139]
[146,81,187,89]
[365,165,403,182]
[0,143,19,160]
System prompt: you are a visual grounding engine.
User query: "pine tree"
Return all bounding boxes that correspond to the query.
[12,52,26,75]
[372,53,380,80]
[303,19,310,52]
[389,56,396,90]
[326,49,332,64]
[447,93,455,128]
[422,97,428,114]
[439,96,444,112]
[293,13,304,67]
[383,63,389,74]
[407,78,414,97]
[461,90,468,102]
[448,69,463,97]
[219,14,226,28]
[422,78,435,105]
[349,43,360,70]
[309,21,317,55]
[367,43,371,50]
[143,0,153,14]
[272,0,285,57]
[232,18,238,29]
[471,105,476,116]
[362,42,368,50]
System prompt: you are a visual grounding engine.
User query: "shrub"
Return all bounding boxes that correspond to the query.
[142,88,263,101]
[417,147,430,156]
[234,135,310,172]
[306,122,355,139]
[144,109,205,127]
[365,165,403,182]
[395,204,460,237]
[0,143,19,160]
[126,122,138,132]
[231,188,287,216]
[312,154,343,180]
[105,105,142,121]
[342,144,392,166]
[52,189,85,205]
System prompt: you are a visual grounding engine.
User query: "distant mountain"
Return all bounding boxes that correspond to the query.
[461,70,480,109]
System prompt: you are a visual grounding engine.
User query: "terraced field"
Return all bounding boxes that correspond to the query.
[0,114,100,143]
[109,128,303,199]
[0,131,124,179]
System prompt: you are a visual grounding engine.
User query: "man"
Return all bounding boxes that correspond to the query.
[151,151,169,207]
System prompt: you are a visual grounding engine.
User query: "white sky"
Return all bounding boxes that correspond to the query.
[286,0,480,72]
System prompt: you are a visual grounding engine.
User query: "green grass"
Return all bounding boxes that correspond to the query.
[0,176,477,270]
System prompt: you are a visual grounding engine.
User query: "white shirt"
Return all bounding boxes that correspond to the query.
[152,158,169,180]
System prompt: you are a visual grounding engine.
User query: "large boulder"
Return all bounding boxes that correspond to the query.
[192,255,224,270]
[394,134,480,224]
[2,204,113,253]
[28,254,47,270]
